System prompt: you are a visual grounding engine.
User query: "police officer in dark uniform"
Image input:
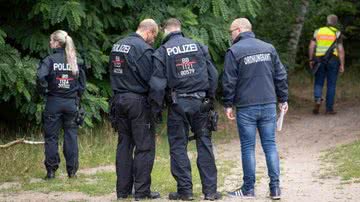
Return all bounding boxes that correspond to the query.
[37,30,86,180]
[149,18,221,201]
[108,19,160,201]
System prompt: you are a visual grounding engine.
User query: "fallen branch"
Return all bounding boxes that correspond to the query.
[0,138,44,149]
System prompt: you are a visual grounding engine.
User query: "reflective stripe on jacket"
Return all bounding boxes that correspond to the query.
[314,26,340,57]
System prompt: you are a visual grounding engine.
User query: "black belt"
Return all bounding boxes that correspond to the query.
[115,92,147,99]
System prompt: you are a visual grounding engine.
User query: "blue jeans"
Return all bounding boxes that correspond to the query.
[236,103,280,191]
[314,57,340,111]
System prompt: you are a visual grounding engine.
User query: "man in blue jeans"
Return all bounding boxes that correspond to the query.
[222,18,288,200]
[309,14,345,114]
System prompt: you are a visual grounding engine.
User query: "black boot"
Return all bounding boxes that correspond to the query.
[68,173,77,178]
[44,170,55,180]
[169,192,194,201]
[204,192,222,201]
[135,192,160,201]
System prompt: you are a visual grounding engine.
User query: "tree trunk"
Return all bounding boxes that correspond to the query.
[287,0,310,68]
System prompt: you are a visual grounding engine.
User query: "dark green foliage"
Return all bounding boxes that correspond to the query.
[0,0,261,128]
[0,0,359,129]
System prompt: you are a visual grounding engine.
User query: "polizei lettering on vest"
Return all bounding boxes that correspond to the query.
[53,63,72,71]
[243,53,271,65]
[167,44,198,56]
[112,44,131,53]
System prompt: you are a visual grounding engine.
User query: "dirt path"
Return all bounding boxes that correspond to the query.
[217,103,360,202]
[1,104,360,201]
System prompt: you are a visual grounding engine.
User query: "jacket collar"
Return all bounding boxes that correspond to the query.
[162,31,184,44]
[130,32,145,41]
[53,48,65,53]
[326,26,338,32]
[233,31,255,44]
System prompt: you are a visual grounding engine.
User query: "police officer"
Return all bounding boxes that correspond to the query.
[309,14,345,114]
[223,18,288,200]
[149,18,221,201]
[109,19,160,201]
[37,30,86,180]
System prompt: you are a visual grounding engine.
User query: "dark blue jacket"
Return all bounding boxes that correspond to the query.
[109,33,154,95]
[37,48,86,98]
[149,32,218,111]
[222,32,288,108]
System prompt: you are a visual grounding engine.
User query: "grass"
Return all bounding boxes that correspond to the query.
[0,122,117,182]
[21,172,115,196]
[0,107,239,199]
[321,140,360,181]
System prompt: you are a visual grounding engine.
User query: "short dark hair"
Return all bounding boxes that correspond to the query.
[163,18,181,30]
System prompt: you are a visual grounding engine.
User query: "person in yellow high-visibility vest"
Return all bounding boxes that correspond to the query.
[309,14,345,115]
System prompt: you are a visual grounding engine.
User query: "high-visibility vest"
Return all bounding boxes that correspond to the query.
[314,26,340,57]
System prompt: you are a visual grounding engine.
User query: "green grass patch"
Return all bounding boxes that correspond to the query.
[20,172,115,196]
[0,121,117,182]
[321,140,360,181]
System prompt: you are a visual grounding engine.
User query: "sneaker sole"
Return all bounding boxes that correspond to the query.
[270,196,281,200]
[227,194,255,199]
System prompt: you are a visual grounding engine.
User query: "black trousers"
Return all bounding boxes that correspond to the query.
[113,93,155,198]
[43,96,78,175]
[167,97,217,195]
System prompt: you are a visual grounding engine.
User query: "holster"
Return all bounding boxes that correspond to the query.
[75,96,85,126]
[188,98,218,141]
[208,110,218,131]
[200,98,218,132]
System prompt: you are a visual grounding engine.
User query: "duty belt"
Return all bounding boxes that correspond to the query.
[177,91,206,99]
[116,92,147,99]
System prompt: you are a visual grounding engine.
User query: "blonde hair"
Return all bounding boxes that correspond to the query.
[51,30,78,75]
[137,19,159,34]
[231,18,252,32]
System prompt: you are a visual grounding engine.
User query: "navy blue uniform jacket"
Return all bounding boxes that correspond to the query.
[222,32,288,108]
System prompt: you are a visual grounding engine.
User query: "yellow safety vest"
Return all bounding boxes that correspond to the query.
[314,26,339,57]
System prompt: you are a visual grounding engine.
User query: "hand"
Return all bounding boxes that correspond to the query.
[153,112,162,124]
[278,102,288,114]
[309,61,314,69]
[224,107,235,120]
[150,103,162,124]
[339,64,345,73]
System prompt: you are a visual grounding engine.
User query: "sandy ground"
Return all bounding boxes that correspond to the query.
[217,103,360,202]
[1,103,360,202]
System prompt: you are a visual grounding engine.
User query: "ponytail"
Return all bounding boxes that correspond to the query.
[51,30,78,76]
[64,35,79,76]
